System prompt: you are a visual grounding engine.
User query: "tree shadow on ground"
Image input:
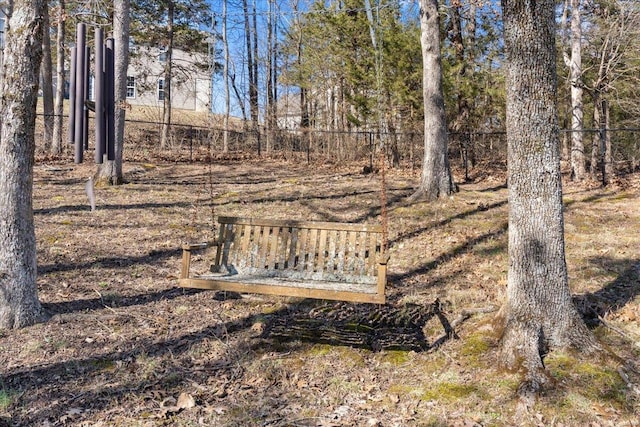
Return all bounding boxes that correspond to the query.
[38,247,183,275]
[41,287,201,316]
[389,221,508,283]
[574,257,640,327]
[4,293,460,426]
[260,300,455,352]
[3,303,270,426]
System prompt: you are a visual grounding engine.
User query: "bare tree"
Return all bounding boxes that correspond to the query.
[98,0,130,184]
[561,0,586,180]
[499,0,599,399]
[412,0,455,201]
[160,0,174,150]
[51,0,66,155]
[41,1,55,153]
[0,0,46,329]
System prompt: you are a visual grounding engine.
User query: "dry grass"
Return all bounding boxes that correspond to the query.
[0,157,638,426]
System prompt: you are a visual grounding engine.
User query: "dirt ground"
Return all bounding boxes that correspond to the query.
[1,156,639,426]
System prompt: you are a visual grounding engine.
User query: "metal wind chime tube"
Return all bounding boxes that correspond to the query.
[69,22,115,164]
[68,46,77,146]
[94,27,105,164]
[105,37,115,161]
[73,22,86,164]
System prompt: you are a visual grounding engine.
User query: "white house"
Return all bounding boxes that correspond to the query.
[125,45,212,112]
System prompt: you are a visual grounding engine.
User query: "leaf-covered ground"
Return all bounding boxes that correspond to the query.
[1,157,639,426]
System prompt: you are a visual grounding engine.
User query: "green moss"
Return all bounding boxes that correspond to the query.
[0,388,16,411]
[421,382,481,401]
[307,344,332,357]
[380,350,412,365]
[460,333,490,366]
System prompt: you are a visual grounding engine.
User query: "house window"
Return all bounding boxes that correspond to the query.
[158,47,167,63]
[157,78,165,101]
[126,76,136,99]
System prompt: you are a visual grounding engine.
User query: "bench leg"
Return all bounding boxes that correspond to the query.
[180,249,192,279]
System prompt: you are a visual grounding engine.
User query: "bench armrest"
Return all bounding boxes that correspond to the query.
[182,241,219,251]
[377,254,390,265]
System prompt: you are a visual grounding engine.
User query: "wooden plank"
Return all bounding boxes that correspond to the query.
[239,224,253,270]
[336,230,347,274]
[316,229,328,275]
[179,277,385,304]
[325,229,338,273]
[213,224,226,268]
[218,216,382,233]
[257,226,271,270]
[180,249,192,279]
[356,231,368,275]
[346,230,358,273]
[287,227,298,269]
[267,226,280,270]
[219,224,234,267]
[296,228,308,271]
[277,226,290,270]
[367,232,379,275]
[229,223,244,266]
[306,229,319,272]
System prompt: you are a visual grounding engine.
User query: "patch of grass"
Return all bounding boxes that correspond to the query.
[0,388,16,411]
[546,352,629,411]
[460,332,491,367]
[380,350,412,365]
[421,382,483,401]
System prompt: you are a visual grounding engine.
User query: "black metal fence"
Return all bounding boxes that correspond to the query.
[34,114,640,175]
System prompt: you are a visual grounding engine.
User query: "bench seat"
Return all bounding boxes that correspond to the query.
[178,216,388,304]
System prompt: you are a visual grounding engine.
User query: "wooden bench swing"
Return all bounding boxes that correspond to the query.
[179,216,388,304]
[179,143,390,304]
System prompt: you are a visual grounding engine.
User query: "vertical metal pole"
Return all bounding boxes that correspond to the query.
[83,45,90,151]
[105,37,115,161]
[600,99,607,186]
[68,46,76,145]
[95,28,105,164]
[74,23,86,164]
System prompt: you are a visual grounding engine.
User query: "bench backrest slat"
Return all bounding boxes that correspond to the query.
[214,217,383,284]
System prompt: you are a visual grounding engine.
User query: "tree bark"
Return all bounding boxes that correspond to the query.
[0,0,46,329]
[51,0,66,155]
[98,0,129,185]
[568,0,585,180]
[41,2,55,153]
[222,0,230,153]
[500,0,599,395]
[160,1,174,151]
[413,0,455,201]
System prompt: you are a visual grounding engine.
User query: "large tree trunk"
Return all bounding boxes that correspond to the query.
[98,0,129,184]
[500,0,598,397]
[51,0,66,155]
[41,2,55,153]
[413,0,455,201]
[0,0,46,329]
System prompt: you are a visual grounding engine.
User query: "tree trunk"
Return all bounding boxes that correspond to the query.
[222,0,229,153]
[98,0,129,185]
[160,1,174,151]
[52,0,66,155]
[568,0,585,180]
[41,2,55,153]
[413,0,455,201]
[0,0,46,329]
[500,0,598,396]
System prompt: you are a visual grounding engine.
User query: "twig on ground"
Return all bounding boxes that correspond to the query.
[597,315,640,346]
[430,305,498,350]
